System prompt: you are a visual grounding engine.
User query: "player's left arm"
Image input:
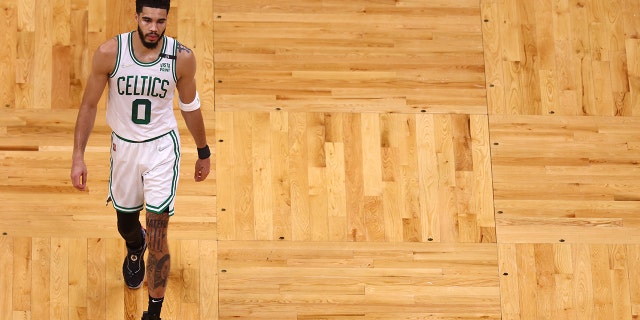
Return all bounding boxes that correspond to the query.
[176,42,210,182]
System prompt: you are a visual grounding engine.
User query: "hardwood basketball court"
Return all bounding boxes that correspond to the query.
[1,0,640,319]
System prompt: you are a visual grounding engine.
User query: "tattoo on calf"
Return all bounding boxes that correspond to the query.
[148,253,171,290]
[147,218,169,251]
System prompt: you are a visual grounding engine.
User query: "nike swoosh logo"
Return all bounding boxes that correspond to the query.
[121,64,134,68]
[158,144,170,152]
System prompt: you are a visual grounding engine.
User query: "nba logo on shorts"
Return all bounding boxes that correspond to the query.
[112,143,117,152]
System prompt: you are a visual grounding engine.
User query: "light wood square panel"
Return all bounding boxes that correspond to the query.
[216,111,495,243]
[213,0,487,114]
[498,243,640,320]
[491,115,640,243]
[218,241,500,320]
[481,0,640,116]
[0,237,218,319]
[0,110,216,240]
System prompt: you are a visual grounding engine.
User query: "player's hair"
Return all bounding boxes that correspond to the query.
[136,0,170,14]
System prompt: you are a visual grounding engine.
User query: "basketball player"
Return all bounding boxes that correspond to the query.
[70,1,209,319]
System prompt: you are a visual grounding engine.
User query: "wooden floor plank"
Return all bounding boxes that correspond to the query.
[498,244,521,320]
[50,237,69,320]
[87,238,106,319]
[0,236,13,320]
[31,238,51,319]
[12,237,31,316]
[627,245,640,319]
[68,238,87,320]
[105,238,125,320]
[199,240,218,320]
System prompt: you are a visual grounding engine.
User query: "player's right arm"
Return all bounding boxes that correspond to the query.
[70,38,117,191]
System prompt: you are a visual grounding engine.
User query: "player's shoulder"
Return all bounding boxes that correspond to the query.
[91,36,120,74]
[175,40,195,61]
[93,36,119,63]
[167,38,196,79]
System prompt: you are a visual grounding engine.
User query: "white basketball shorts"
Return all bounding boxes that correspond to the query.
[108,130,181,215]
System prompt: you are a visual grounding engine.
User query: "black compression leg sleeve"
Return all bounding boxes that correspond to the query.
[117,211,143,249]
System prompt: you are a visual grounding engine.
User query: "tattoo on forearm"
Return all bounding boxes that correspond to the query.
[177,43,191,54]
[147,253,171,290]
[147,218,168,251]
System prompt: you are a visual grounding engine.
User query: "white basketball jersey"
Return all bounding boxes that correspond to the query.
[107,32,178,141]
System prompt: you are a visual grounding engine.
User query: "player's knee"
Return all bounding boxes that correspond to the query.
[116,210,142,246]
[145,209,170,252]
[145,208,170,226]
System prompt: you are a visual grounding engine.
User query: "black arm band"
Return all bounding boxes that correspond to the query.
[197,145,211,159]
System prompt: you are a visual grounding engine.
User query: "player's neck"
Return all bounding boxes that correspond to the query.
[131,31,164,63]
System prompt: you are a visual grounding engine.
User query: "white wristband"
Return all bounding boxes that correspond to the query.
[179,91,201,111]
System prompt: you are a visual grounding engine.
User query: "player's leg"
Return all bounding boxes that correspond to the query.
[117,210,147,289]
[109,133,146,289]
[145,209,170,318]
[141,130,180,319]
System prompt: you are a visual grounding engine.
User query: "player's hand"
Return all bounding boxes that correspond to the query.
[194,157,210,182]
[70,159,88,190]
